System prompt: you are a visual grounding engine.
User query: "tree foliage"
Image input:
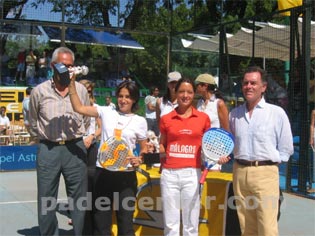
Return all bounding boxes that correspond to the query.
[1,0,298,87]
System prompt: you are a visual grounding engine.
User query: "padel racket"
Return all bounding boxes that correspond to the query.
[199,128,234,185]
[98,129,133,171]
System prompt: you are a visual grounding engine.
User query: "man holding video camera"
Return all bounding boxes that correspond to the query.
[29,46,90,236]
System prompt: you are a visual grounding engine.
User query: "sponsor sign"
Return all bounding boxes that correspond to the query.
[0,146,37,171]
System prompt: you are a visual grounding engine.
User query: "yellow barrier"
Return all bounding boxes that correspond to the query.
[0,86,27,122]
[112,166,236,236]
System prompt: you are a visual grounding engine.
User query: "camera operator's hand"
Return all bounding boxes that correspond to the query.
[68,67,77,82]
[68,66,89,81]
[67,70,77,96]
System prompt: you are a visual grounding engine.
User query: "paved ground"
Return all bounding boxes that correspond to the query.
[0,170,314,236]
[0,171,72,236]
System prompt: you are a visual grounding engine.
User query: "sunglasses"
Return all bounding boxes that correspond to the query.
[64,64,74,68]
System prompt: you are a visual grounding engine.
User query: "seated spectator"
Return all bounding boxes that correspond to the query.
[0,106,11,145]
[22,87,33,134]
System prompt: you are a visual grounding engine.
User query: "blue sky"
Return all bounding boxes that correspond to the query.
[8,0,124,27]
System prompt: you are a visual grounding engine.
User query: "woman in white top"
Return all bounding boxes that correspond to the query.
[156,71,182,126]
[195,73,229,131]
[68,80,147,235]
[195,73,229,170]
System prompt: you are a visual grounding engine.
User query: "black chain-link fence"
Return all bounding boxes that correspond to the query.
[1,1,314,198]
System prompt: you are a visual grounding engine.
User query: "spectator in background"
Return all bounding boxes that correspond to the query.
[195,73,229,131]
[22,87,33,134]
[15,48,26,82]
[0,106,11,145]
[219,73,233,94]
[145,86,160,136]
[25,49,37,84]
[48,50,53,81]
[156,71,182,126]
[37,49,49,78]
[194,73,229,171]
[105,95,116,110]
[78,79,101,235]
[229,66,293,236]
[1,49,10,78]
[0,106,10,131]
[121,70,132,82]
[237,97,245,106]
[265,76,289,112]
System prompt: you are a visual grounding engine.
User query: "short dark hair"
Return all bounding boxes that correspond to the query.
[26,87,33,95]
[150,86,159,94]
[243,66,267,83]
[175,77,195,92]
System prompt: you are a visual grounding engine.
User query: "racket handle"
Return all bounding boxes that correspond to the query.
[200,168,209,184]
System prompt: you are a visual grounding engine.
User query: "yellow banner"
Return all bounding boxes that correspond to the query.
[278,0,303,16]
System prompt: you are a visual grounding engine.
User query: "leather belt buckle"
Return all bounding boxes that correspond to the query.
[58,140,66,145]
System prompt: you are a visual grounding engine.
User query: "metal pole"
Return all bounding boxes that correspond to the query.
[117,0,120,78]
[167,0,173,74]
[218,0,224,90]
[167,35,170,74]
[0,1,4,83]
[61,0,66,46]
[251,20,255,63]
[0,0,3,19]
[297,0,311,193]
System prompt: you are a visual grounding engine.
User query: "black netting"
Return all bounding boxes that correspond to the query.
[0,0,314,198]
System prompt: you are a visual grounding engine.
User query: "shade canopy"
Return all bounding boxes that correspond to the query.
[182,19,315,61]
[42,26,144,50]
[0,23,42,37]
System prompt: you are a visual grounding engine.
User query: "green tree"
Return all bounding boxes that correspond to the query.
[1,0,287,87]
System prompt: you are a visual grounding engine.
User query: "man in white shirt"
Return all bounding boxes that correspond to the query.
[105,96,116,110]
[229,66,294,236]
[25,49,37,82]
[22,87,33,134]
[145,86,160,136]
[0,106,11,145]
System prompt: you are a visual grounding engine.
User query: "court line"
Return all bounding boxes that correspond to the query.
[0,198,68,205]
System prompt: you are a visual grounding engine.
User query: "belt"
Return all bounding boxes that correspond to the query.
[236,159,278,167]
[40,137,82,146]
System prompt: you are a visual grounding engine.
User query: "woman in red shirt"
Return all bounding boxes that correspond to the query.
[159,78,230,236]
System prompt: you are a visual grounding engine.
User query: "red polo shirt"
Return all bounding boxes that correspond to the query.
[160,107,211,169]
